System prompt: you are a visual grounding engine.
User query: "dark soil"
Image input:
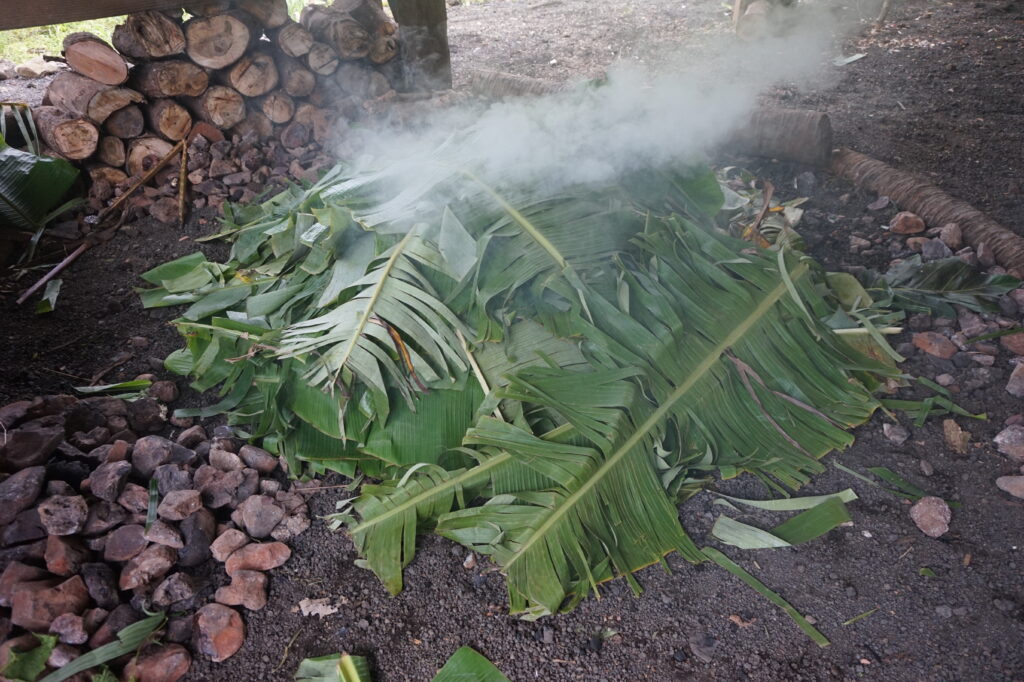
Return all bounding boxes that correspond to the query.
[3,0,1024,680]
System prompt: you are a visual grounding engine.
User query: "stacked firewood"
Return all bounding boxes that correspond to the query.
[33,0,402,222]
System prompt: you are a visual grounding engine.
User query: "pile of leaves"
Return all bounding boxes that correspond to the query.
[140,151,1014,625]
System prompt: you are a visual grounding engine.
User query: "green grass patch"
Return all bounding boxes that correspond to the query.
[0,18,121,66]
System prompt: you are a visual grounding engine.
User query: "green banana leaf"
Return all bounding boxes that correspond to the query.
[295,653,372,682]
[432,647,510,682]
[0,133,79,232]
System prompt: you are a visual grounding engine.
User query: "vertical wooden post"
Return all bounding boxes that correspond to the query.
[387,0,452,91]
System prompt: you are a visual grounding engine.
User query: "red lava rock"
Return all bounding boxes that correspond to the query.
[118,482,150,513]
[11,575,90,631]
[104,524,148,562]
[131,435,175,477]
[210,448,244,472]
[119,544,177,590]
[154,464,192,495]
[148,380,180,404]
[232,468,260,507]
[153,572,202,608]
[938,222,963,250]
[1007,364,1024,398]
[90,460,132,502]
[909,496,952,538]
[124,643,192,682]
[889,211,926,234]
[215,569,267,611]
[49,612,88,645]
[82,500,127,536]
[3,508,46,546]
[193,603,245,662]
[89,604,142,648]
[145,520,184,549]
[80,562,119,610]
[1000,333,1024,356]
[0,425,64,471]
[158,489,203,521]
[271,513,311,542]
[127,397,166,433]
[211,529,249,562]
[195,465,244,509]
[71,425,111,449]
[225,541,291,576]
[82,606,108,633]
[37,495,89,536]
[47,642,80,668]
[996,476,1024,499]
[0,400,31,429]
[0,466,46,525]
[178,508,216,567]
[238,495,285,539]
[238,445,278,474]
[45,535,90,576]
[912,332,958,359]
[176,425,207,448]
[994,425,1024,462]
[0,561,50,607]
[166,616,193,644]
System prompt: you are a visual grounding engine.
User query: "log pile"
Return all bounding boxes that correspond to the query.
[33,0,406,224]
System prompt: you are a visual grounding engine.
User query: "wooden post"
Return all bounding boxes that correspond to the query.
[1,0,186,31]
[387,0,451,91]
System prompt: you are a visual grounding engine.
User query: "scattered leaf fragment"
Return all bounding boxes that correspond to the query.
[728,614,757,628]
[942,419,970,454]
[299,598,339,618]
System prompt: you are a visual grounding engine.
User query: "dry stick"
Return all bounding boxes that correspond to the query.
[16,140,186,305]
[178,143,189,227]
[831,147,1024,277]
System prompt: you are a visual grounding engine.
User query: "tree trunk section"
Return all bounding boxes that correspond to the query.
[33,106,100,160]
[147,98,194,141]
[831,148,1024,277]
[388,0,451,90]
[127,136,177,177]
[46,72,145,125]
[232,110,274,140]
[103,104,145,138]
[62,32,128,85]
[307,42,340,76]
[728,108,833,167]
[272,22,315,58]
[236,0,290,29]
[184,12,257,69]
[183,1,233,16]
[88,165,129,187]
[259,91,296,124]
[224,49,280,97]
[280,120,310,149]
[112,11,186,60]
[132,60,209,98]
[97,136,127,167]
[275,55,316,97]
[182,85,247,130]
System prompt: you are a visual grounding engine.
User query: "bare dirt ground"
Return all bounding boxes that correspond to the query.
[2,0,1024,680]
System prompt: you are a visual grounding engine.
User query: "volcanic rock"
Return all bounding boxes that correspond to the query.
[238,445,277,474]
[233,468,260,507]
[154,464,192,495]
[938,223,963,250]
[0,400,30,429]
[225,541,291,575]
[119,544,177,590]
[45,535,90,576]
[11,576,90,631]
[176,425,207,448]
[0,425,64,471]
[0,562,50,607]
[195,465,243,508]
[2,508,46,547]
[890,211,925,234]
[158,489,202,521]
[1007,364,1024,398]
[909,496,952,538]
[0,466,46,526]
[148,380,180,403]
[89,604,142,648]
[145,520,184,549]
[153,572,201,608]
[91,460,132,502]
[1001,333,1024,356]
[49,612,89,645]
[271,513,311,542]
[81,562,119,609]
[37,495,89,535]
[82,500,127,536]
[47,643,81,668]
[215,569,267,611]
[123,643,192,682]
[238,495,285,538]
[210,448,244,472]
[177,508,216,567]
[127,398,166,433]
[996,476,1024,499]
[210,529,249,562]
[71,426,111,450]
[193,603,244,662]
[104,524,148,562]
[994,425,1024,462]
[131,436,175,477]
[118,483,150,513]
[912,332,958,359]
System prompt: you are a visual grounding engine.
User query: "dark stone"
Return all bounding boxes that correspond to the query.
[178,508,216,567]
[154,464,192,496]
[0,466,46,526]
[0,425,64,471]
[83,500,127,536]
[89,604,142,648]
[2,508,46,547]
[127,398,165,434]
[104,524,148,562]
[90,460,132,502]
[70,426,111,450]
[81,562,120,610]
[37,495,89,535]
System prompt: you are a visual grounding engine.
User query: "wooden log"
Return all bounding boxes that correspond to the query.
[88,165,129,187]
[832,148,1024,277]
[112,11,186,60]
[729,108,833,167]
[462,68,562,99]
[293,103,331,144]
[736,0,772,40]
[272,21,315,58]
[97,136,126,167]
[184,12,258,70]
[2,1,186,32]
[232,110,274,140]
[46,72,145,125]
[33,106,100,160]
[147,99,194,141]
[62,33,128,86]
[388,0,451,90]
[132,60,209,98]
[187,121,226,144]
[183,1,233,16]
[223,49,280,97]
[280,120,310,149]
[103,104,145,138]
[307,42,340,76]
[259,91,295,124]
[127,136,177,177]
[332,0,398,64]
[236,0,290,29]
[182,85,247,130]
[275,55,316,97]
[334,62,390,100]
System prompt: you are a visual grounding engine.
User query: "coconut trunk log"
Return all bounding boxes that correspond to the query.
[182,85,247,130]
[97,136,127,167]
[184,11,258,69]
[307,42,340,76]
[132,60,209,98]
[272,21,315,58]
[62,33,129,85]
[45,72,145,125]
[729,108,833,168]
[127,136,177,176]
[232,110,275,140]
[236,0,290,29]
[33,106,100,160]
[103,104,145,138]
[112,11,186,60]
[183,1,233,16]
[88,165,129,187]
[147,98,194,141]
[259,91,296,124]
[223,50,280,97]
[831,148,1024,277]
[275,55,317,97]
[388,0,451,90]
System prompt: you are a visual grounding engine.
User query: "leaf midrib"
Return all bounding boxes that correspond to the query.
[504,262,810,571]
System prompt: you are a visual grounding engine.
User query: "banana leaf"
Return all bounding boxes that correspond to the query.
[0,132,80,243]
